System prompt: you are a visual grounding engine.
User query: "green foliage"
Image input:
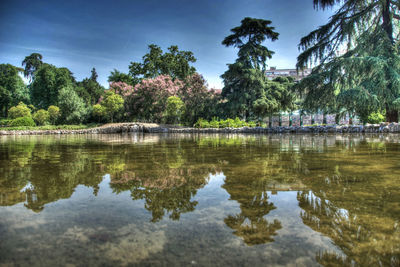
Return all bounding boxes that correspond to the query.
[57,85,89,124]
[92,104,106,120]
[30,63,76,109]
[194,117,256,128]
[90,67,98,81]
[8,102,32,119]
[0,119,12,127]
[76,78,105,105]
[101,91,124,122]
[10,116,36,127]
[367,112,385,124]
[164,96,185,124]
[296,0,400,122]
[22,53,43,81]
[209,117,220,128]
[178,73,222,125]
[2,124,98,131]
[0,64,30,117]
[47,105,60,125]
[129,44,196,81]
[222,17,279,70]
[221,18,295,120]
[33,109,50,125]
[194,118,210,128]
[108,69,135,85]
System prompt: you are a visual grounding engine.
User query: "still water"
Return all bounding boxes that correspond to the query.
[0,134,399,266]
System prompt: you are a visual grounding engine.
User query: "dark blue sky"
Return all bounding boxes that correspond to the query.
[0,0,334,88]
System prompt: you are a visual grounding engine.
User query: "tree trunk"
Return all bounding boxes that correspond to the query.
[382,0,393,44]
[386,109,398,122]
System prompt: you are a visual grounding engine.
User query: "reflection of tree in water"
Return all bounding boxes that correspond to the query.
[223,178,281,245]
[107,140,217,222]
[0,137,106,212]
[297,165,400,266]
[110,169,210,222]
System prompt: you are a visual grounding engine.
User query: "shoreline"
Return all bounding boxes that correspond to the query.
[1,122,400,135]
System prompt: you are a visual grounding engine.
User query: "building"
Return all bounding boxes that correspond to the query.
[265,67,311,82]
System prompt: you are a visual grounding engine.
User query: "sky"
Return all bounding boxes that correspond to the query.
[0,0,334,89]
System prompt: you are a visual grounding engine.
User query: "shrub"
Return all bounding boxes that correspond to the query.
[92,104,106,118]
[57,86,89,124]
[194,117,257,128]
[10,116,36,127]
[33,109,50,125]
[164,96,185,124]
[209,117,220,128]
[0,119,12,127]
[47,105,60,124]
[194,118,210,128]
[248,121,257,127]
[367,112,385,124]
[8,102,32,119]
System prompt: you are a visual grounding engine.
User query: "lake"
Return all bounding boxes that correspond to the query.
[0,134,399,266]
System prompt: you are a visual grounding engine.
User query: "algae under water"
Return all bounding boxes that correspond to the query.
[0,134,399,266]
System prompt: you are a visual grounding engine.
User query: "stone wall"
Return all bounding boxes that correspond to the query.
[1,122,400,135]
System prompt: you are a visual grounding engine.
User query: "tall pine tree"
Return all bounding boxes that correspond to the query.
[297,0,400,122]
[221,17,294,120]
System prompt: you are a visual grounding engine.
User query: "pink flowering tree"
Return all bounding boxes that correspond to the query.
[178,73,222,124]
[126,75,183,122]
[109,82,134,97]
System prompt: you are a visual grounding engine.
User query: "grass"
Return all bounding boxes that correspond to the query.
[0,123,100,131]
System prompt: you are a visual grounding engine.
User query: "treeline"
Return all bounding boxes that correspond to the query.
[0,18,296,127]
[3,0,399,126]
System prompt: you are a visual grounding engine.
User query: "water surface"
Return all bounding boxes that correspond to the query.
[0,134,399,266]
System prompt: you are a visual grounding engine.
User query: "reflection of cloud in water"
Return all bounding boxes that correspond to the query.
[0,205,48,230]
[62,223,166,266]
[101,224,165,266]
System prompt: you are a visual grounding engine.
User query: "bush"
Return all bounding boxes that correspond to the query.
[209,117,220,128]
[194,118,210,128]
[8,102,32,119]
[194,117,257,128]
[367,112,385,124]
[164,96,185,124]
[0,119,12,127]
[10,116,36,127]
[47,105,60,124]
[33,109,50,125]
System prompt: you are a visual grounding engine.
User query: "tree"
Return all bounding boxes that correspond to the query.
[47,105,60,124]
[57,85,89,124]
[221,17,294,120]
[164,96,185,124]
[179,73,223,124]
[0,64,30,117]
[30,64,76,109]
[125,75,183,122]
[253,77,296,120]
[101,91,124,123]
[222,17,278,70]
[33,109,50,125]
[296,0,400,122]
[92,104,106,122]
[22,53,43,82]
[77,78,105,105]
[90,67,98,81]
[8,102,32,119]
[108,69,135,85]
[129,44,196,81]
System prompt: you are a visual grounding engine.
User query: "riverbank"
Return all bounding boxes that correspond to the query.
[1,122,400,135]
